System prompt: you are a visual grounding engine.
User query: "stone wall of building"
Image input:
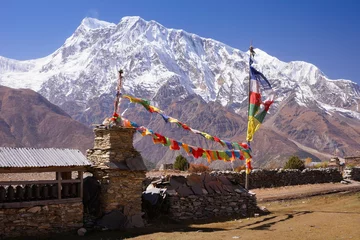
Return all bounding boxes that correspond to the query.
[343,167,360,181]
[87,127,145,170]
[87,126,147,228]
[92,169,145,216]
[0,202,83,239]
[211,168,343,189]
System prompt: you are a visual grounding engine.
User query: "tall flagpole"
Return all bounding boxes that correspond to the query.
[246,43,254,190]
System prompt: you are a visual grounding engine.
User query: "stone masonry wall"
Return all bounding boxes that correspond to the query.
[212,168,343,189]
[0,202,83,239]
[144,173,259,221]
[144,169,342,221]
[344,167,360,181]
[87,127,142,169]
[92,169,145,216]
[167,193,258,220]
[87,126,146,223]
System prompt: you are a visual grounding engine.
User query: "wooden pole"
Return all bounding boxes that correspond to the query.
[114,69,123,115]
[246,44,255,190]
[56,172,62,200]
[78,171,83,199]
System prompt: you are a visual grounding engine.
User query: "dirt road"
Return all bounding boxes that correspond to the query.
[253,181,360,202]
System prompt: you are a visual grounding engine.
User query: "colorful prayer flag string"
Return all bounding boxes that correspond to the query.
[122,94,251,153]
[121,117,252,164]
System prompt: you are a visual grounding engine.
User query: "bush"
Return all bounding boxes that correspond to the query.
[305,157,312,166]
[174,155,189,171]
[313,162,328,168]
[188,163,209,173]
[284,156,305,170]
[234,165,246,172]
[346,163,355,169]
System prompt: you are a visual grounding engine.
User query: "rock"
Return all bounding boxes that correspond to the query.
[126,155,147,171]
[218,176,232,185]
[170,176,187,189]
[27,206,41,213]
[191,185,204,195]
[97,210,128,230]
[177,186,194,197]
[222,185,235,193]
[208,181,226,194]
[187,174,203,187]
[260,206,270,213]
[167,189,177,196]
[204,182,215,194]
[77,228,87,236]
[131,214,145,228]
[234,188,242,194]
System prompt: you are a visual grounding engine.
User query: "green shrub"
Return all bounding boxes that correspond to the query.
[284,156,305,170]
[346,163,356,169]
[174,155,189,171]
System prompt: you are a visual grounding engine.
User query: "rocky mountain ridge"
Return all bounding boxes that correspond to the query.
[0,16,359,167]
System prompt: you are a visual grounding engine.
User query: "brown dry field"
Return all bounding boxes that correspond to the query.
[124,192,360,240]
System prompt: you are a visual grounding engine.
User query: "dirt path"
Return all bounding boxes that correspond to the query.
[252,181,360,202]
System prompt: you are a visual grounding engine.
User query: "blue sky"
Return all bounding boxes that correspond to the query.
[1,0,359,83]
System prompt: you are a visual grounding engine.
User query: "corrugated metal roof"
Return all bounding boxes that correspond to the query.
[0,147,91,168]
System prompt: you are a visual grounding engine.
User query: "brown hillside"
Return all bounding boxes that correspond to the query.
[0,85,93,153]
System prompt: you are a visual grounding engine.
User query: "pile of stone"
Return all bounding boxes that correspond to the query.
[144,173,259,221]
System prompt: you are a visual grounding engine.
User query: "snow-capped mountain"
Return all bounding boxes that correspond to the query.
[1,16,359,166]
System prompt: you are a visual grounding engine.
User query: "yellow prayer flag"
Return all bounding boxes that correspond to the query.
[246,116,261,142]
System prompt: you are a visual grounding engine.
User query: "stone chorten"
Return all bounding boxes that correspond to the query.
[87,125,146,218]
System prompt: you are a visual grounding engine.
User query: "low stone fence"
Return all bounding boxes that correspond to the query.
[143,173,259,221]
[167,191,257,220]
[210,168,343,189]
[343,167,360,181]
[0,200,83,239]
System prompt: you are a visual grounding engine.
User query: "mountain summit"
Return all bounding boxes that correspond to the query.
[0,16,359,167]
